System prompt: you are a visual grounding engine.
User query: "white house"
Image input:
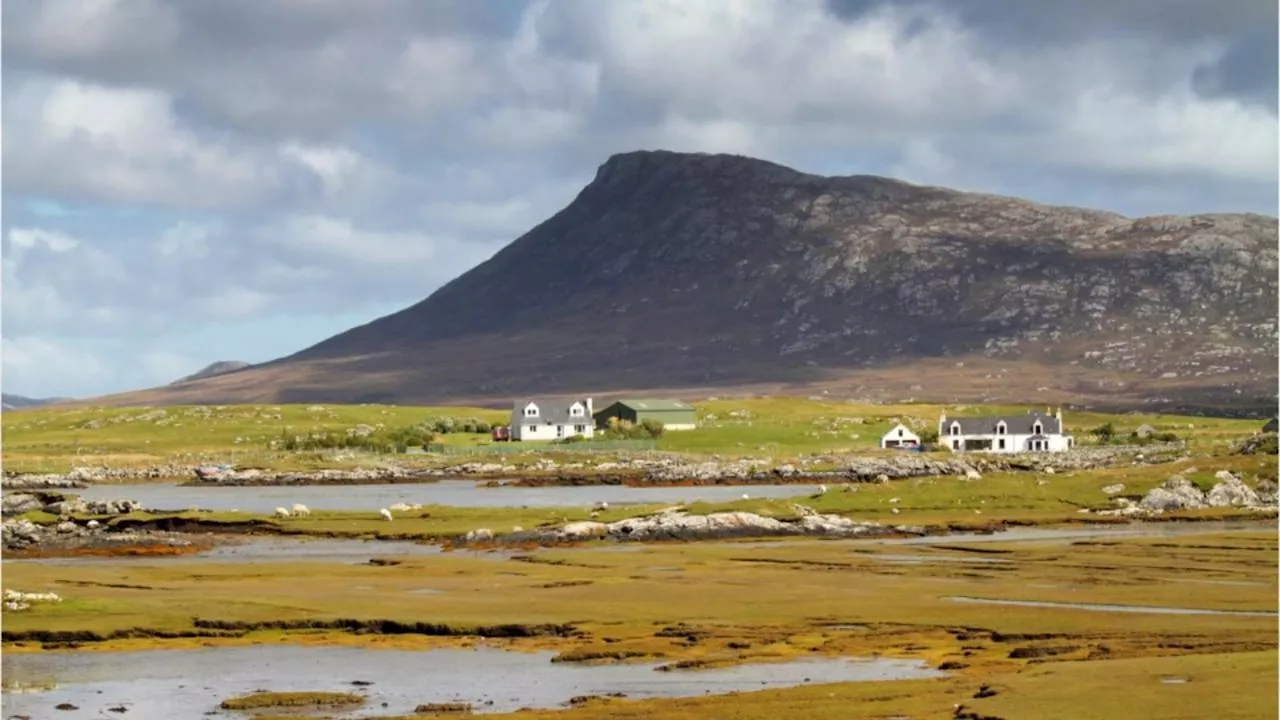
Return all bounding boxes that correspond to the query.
[880,423,921,449]
[939,409,1074,453]
[510,397,595,442]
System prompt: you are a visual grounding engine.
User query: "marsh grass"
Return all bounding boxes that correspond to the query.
[219,691,365,709]
[3,527,1274,719]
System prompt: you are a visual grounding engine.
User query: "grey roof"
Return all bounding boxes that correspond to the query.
[1264,417,1278,433]
[945,413,1062,436]
[511,398,591,426]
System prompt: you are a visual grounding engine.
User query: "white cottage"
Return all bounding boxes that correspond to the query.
[940,409,1074,454]
[880,423,921,449]
[510,397,595,442]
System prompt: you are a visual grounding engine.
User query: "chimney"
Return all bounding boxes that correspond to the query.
[585,397,593,417]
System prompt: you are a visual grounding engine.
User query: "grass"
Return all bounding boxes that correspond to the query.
[2,528,1275,719]
[1,398,1265,474]
[219,691,365,709]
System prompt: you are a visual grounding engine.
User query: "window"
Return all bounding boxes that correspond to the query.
[952,439,960,450]
[526,425,536,433]
[1033,422,1043,435]
[575,424,586,433]
[524,405,538,417]
[996,422,1006,435]
[998,438,1006,450]
[950,423,960,436]
[897,428,904,437]
[570,406,582,416]
[556,425,565,438]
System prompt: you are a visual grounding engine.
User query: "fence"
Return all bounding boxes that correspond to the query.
[424,439,657,455]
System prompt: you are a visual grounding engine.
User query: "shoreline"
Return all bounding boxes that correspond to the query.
[2,443,1184,490]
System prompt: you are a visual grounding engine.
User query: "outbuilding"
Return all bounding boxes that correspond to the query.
[880,423,921,449]
[593,398,697,431]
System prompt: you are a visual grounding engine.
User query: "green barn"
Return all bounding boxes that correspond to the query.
[593,398,698,431]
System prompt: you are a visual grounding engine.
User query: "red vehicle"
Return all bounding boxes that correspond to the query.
[491,425,511,442]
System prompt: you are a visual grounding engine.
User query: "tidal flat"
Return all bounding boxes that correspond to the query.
[2,524,1276,720]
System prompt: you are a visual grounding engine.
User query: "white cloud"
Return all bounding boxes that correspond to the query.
[0,0,1274,397]
[8,228,78,253]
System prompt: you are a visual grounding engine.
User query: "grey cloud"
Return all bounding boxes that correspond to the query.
[827,0,1277,106]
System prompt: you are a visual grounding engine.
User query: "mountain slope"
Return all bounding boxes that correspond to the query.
[171,361,251,385]
[2,394,71,410]
[90,150,1279,413]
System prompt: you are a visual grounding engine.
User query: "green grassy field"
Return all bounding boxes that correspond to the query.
[1,398,1264,473]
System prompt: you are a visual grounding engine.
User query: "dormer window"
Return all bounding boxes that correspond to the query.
[570,405,583,416]
[949,422,961,436]
[524,404,539,417]
[996,421,1007,436]
[1033,422,1043,435]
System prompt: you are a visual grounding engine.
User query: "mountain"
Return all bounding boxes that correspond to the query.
[2,393,71,410]
[88,150,1278,414]
[171,361,252,386]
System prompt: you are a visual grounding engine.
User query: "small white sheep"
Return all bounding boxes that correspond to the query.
[589,511,600,519]
[379,508,393,522]
[389,502,413,513]
[592,501,609,512]
[291,503,311,517]
[512,525,524,533]
[741,493,750,500]
[86,520,100,529]
[273,507,291,518]
[817,484,828,495]
[891,507,901,515]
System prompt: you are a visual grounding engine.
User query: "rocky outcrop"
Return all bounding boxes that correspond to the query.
[1235,433,1278,456]
[2,493,45,516]
[1204,471,1261,508]
[1138,476,1207,511]
[460,506,921,546]
[2,517,195,552]
[1098,472,1278,517]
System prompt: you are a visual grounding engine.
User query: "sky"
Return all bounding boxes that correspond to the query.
[2,0,1277,399]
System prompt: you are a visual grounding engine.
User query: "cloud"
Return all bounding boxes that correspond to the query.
[1,0,1274,397]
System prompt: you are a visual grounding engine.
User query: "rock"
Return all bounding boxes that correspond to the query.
[1101,484,1126,496]
[559,521,608,540]
[1255,479,1278,504]
[1,519,42,548]
[1138,475,1206,511]
[1,493,43,516]
[874,474,890,484]
[1205,475,1261,508]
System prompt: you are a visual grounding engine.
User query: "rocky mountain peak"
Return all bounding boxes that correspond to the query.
[98,150,1277,413]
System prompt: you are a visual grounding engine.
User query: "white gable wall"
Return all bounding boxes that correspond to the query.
[880,424,921,448]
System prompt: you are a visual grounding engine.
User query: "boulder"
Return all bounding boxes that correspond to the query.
[559,521,608,540]
[1255,479,1278,505]
[1205,475,1261,508]
[1101,484,1126,496]
[2,519,42,549]
[2,493,43,516]
[1138,475,1206,512]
